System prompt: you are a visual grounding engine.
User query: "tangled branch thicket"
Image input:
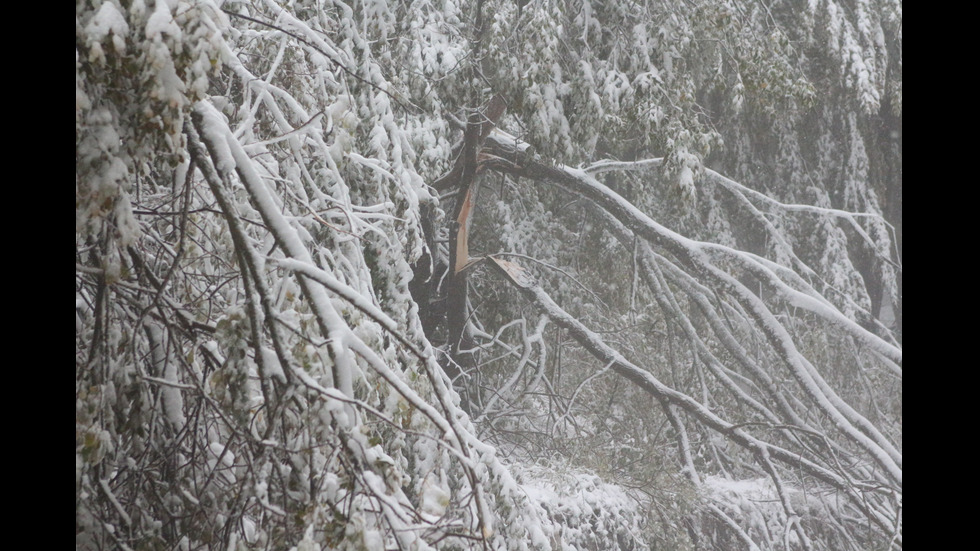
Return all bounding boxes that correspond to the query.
[77,1,900,549]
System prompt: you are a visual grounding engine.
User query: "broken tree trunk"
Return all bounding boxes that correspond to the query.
[419,95,507,412]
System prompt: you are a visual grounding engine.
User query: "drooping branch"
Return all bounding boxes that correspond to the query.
[483,132,902,365]
[188,100,566,543]
[485,256,841,488]
[485,254,897,535]
[479,130,903,486]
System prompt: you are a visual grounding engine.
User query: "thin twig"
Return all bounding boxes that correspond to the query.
[221,9,419,113]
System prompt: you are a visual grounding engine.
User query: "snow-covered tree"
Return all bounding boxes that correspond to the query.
[77,1,900,549]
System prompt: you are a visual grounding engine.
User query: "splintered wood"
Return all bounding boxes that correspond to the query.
[488,256,536,288]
